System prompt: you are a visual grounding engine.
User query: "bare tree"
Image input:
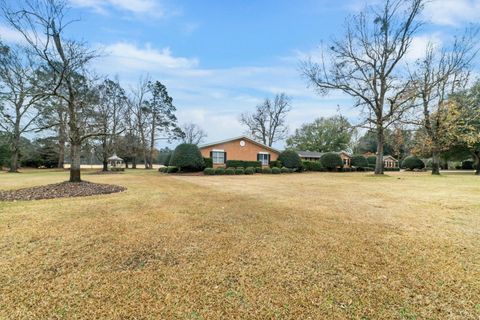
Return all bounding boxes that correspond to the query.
[410,29,478,175]
[180,123,207,145]
[129,77,150,169]
[240,93,291,146]
[3,0,99,182]
[0,42,43,172]
[301,0,424,174]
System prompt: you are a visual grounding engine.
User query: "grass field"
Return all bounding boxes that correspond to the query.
[1,169,479,319]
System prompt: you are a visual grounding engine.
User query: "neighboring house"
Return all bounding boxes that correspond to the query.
[297,151,352,168]
[363,152,399,168]
[199,136,280,167]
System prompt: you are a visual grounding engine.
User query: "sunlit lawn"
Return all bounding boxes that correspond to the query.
[1,169,479,319]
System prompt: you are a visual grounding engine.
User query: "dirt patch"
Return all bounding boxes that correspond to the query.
[0,181,126,201]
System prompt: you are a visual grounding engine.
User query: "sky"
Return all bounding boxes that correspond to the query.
[1,0,480,149]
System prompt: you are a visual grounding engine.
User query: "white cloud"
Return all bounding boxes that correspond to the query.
[70,0,164,16]
[424,0,480,26]
[0,25,27,44]
[405,33,443,62]
[101,42,199,70]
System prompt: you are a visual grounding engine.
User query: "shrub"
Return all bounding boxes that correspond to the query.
[281,167,290,173]
[302,160,324,172]
[167,166,178,173]
[163,153,172,166]
[225,168,235,175]
[401,156,425,170]
[461,160,474,170]
[351,155,368,168]
[367,156,377,165]
[169,143,205,172]
[255,167,262,173]
[271,167,281,174]
[235,168,245,175]
[384,167,400,171]
[215,167,225,175]
[320,152,343,171]
[278,150,302,169]
[158,166,167,173]
[262,167,272,174]
[226,160,261,168]
[203,168,215,175]
[245,167,255,175]
[203,157,213,168]
[269,160,282,168]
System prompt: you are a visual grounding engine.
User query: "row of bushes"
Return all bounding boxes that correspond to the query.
[204,166,296,175]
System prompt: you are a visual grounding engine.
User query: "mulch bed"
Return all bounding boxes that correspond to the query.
[0,181,126,202]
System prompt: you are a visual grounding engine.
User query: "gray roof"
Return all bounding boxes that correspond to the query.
[297,150,351,158]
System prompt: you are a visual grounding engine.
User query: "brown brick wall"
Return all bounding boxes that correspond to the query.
[200,138,279,167]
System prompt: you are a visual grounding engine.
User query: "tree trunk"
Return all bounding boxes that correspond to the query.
[374,127,384,175]
[125,161,129,169]
[58,138,65,168]
[132,157,137,169]
[102,161,108,172]
[9,144,19,173]
[431,151,440,175]
[69,142,81,182]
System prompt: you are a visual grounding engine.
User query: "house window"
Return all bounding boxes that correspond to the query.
[258,153,269,166]
[212,151,225,164]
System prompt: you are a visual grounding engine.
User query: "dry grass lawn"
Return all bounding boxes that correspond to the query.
[0,169,479,319]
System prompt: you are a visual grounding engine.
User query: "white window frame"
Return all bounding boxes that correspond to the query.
[212,150,225,164]
[258,152,269,166]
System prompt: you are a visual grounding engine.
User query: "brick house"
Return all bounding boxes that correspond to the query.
[363,152,399,168]
[199,136,280,167]
[298,151,352,168]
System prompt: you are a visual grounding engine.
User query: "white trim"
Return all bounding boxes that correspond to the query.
[212,149,224,152]
[258,151,269,154]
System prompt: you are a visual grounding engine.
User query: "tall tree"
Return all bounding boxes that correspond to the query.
[449,81,480,175]
[410,30,478,175]
[301,0,424,174]
[240,93,291,146]
[95,78,127,171]
[145,80,178,169]
[0,42,43,172]
[3,0,99,182]
[286,116,353,152]
[180,123,207,145]
[129,77,150,169]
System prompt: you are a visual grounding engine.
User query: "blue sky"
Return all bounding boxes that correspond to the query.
[2,0,480,148]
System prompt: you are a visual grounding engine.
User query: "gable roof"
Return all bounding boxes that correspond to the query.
[383,155,398,161]
[199,135,281,154]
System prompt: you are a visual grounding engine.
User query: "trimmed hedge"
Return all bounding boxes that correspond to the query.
[167,166,178,173]
[255,167,262,173]
[225,168,235,175]
[170,144,205,172]
[235,168,245,175]
[203,168,215,175]
[384,167,400,171]
[351,155,368,168]
[320,152,343,171]
[269,160,282,168]
[402,156,425,170]
[271,167,281,174]
[262,167,272,174]
[281,167,290,173]
[226,160,261,168]
[302,160,324,172]
[203,157,213,168]
[278,150,302,169]
[245,167,255,175]
[158,166,167,173]
[367,156,377,165]
[215,167,225,175]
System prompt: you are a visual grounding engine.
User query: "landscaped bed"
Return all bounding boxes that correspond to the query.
[0,181,126,201]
